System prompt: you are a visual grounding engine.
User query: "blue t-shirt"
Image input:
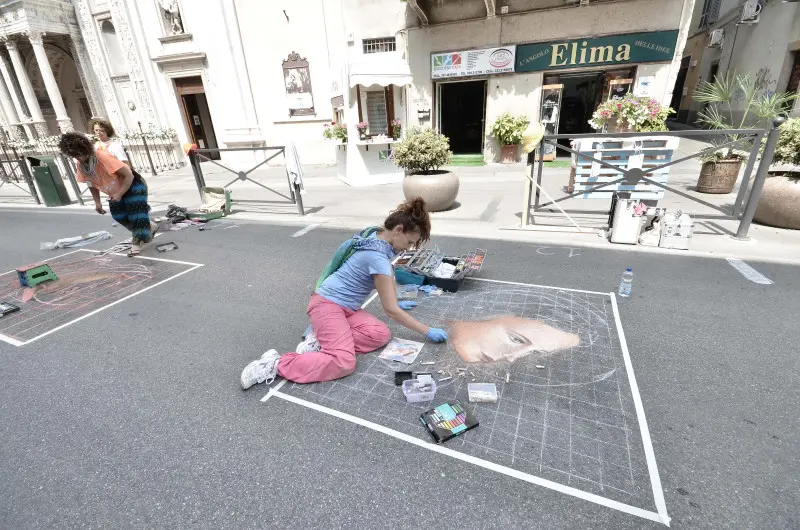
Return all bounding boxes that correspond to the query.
[317,249,393,310]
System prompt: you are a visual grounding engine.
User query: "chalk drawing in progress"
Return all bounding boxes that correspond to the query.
[0,250,200,345]
[280,279,664,518]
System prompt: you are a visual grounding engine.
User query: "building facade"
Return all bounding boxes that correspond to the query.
[0,0,700,169]
[404,0,696,162]
[675,0,800,125]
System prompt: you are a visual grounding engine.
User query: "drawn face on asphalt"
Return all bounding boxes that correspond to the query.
[450,316,580,364]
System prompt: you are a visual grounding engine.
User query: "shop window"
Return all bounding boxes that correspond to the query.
[366,91,388,134]
[699,0,721,28]
[363,37,396,54]
[99,20,127,77]
[282,52,315,117]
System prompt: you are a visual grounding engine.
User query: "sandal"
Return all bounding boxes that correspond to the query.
[127,243,142,257]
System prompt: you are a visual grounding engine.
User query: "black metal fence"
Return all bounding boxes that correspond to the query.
[0,132,184,204]
[522,119,785,240]
[0,135,183,178]
[122,136,184,175]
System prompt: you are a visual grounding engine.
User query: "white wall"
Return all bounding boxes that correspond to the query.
[483,73,542,161]
[236,0,335,165]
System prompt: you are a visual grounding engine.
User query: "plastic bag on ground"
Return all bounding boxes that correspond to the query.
[40,231,113,250]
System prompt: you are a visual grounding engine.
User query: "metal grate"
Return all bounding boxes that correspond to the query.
[363,37,396,54]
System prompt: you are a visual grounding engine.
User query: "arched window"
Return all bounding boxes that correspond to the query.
[100,20,127,76]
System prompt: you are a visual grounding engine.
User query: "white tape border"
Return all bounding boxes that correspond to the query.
[1,250,203,347]
[260,278,669,524]
[610,292,670,526]
[270,389,665,525]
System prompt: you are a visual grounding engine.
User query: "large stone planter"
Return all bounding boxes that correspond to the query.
[754,174,800,230]
[402,170,459,212]
[697,159,743,194]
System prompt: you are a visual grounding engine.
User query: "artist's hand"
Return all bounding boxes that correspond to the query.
[94,202,106,215]
[398,301,417,311]
[108,191,122,203]
[426,328,448,343]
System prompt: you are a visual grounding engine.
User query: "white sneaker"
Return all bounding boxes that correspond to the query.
[295,332,320,354]
[240,349,281,390]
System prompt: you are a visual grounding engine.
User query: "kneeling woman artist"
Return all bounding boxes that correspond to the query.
[242,198,448,389]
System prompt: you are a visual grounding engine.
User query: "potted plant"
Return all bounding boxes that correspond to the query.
[356,121,368,140]
[322,122,347,143]
[490,113,528,163]
[393,127,457,212]
[391,119,402,140]
[693,72,798,194]
[754,117,800,229]
[589,95,673,133]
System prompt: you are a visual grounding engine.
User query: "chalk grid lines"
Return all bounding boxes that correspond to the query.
[279,279,662,517]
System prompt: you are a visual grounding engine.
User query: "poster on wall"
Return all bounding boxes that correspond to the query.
[284,68,314,110]
[431,46,516,79]
[283,52,315,116]
[635,76,655,97]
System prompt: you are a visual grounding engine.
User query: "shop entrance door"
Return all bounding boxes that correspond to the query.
[544,68,636,156]
[437,80,487,154]
[175,76,220,160]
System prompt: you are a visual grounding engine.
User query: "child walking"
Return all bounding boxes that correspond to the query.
[58,132,156,256]
[241,198,448,389]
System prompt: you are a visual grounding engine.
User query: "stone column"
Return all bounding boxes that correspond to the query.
[0,50,33,140]
[28,31,73,133]
[0,75,24,140]
[67,31,105,119]
[5,37,48,137]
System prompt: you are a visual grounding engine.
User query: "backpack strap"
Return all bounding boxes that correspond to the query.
[314,226,379,291]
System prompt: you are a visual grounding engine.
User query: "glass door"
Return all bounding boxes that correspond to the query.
[540,83,563,160]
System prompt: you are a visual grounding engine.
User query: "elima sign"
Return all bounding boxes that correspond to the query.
[515,31,679,73]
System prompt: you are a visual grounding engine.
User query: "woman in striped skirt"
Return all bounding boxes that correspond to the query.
[58,132,157,256]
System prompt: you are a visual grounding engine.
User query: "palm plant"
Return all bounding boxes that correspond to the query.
[694,72,799,160]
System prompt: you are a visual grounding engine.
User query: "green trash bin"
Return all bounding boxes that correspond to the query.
[28,156,71,207]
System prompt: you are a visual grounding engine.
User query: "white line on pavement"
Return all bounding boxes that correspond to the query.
[292,223,321,238]
[725,258,773,285]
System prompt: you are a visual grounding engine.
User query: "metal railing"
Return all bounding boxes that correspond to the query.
[521,119,785,240]
[0,130,183,183]
[188,146,306,216]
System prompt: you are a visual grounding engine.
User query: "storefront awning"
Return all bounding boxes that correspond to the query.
[348,57,412,88]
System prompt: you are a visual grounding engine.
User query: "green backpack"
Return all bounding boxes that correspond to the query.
[315,226,379,290]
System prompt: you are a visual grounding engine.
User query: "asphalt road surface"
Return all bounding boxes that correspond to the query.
[0,208,797,529]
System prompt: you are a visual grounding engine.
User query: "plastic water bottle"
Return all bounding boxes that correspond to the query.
[618,268,633,297]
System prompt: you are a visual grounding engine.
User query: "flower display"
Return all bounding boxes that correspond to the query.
[589,94,673,132]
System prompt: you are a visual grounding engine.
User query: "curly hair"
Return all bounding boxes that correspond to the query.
[383,197,431,243]
[58,132,94,159]
[89,118,117,138]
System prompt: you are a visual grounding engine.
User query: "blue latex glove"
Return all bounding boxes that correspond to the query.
[398,300,418,311]
[426,328,448,343]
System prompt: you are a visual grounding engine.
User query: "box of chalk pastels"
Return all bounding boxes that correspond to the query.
[396,247,486,293]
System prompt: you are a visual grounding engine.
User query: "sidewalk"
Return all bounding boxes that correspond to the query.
[2,138,800,265]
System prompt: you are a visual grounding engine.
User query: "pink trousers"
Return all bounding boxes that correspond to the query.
[277,294,391,384]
